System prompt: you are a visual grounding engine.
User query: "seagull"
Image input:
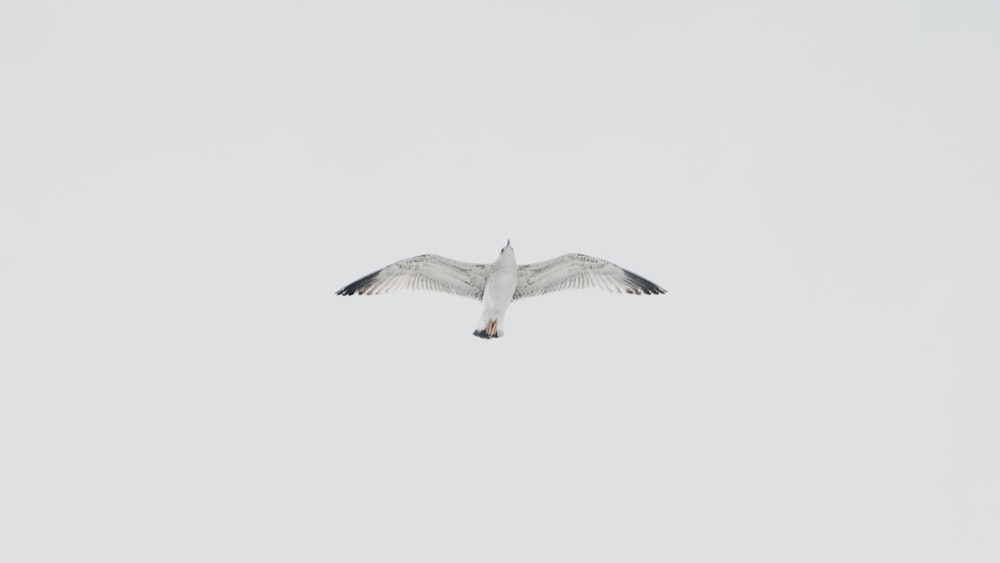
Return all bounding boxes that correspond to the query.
[336,241,666,339]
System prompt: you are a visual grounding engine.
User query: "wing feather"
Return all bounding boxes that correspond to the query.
[513,253,665,301]
[336,254,488,300]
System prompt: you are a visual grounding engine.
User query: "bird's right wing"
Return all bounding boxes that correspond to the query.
[336,254,488,300]
[513,253,665,301]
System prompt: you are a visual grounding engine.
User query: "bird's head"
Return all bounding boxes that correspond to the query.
[499,239,514,258]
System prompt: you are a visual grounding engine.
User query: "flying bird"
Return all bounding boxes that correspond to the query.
[336,241,666,339]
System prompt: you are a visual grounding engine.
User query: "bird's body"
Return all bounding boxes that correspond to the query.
[476,245,518,338]
[336,241,665,339]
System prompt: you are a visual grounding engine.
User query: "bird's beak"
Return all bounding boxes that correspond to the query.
[506,239,511,248]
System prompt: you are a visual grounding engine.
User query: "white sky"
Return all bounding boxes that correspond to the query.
[2,1,999,562]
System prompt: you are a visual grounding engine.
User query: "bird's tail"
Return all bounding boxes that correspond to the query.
[473,318,503,339]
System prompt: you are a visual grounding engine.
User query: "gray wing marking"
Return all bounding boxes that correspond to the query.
[336,254,488,300]
[513,253,665,301]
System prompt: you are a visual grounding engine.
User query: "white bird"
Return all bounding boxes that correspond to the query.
[336,241,666,339]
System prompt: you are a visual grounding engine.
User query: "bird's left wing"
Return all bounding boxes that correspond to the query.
[336,254,488,300]
[513,253,665,301]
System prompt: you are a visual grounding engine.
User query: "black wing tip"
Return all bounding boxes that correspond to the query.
[473,329,500,339]
[624,270,667,295]
[336,270,380,296]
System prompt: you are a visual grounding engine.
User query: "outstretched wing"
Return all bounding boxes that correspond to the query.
[336,254,488,300]
[513,253,665,301]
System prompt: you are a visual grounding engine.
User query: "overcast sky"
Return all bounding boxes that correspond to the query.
[2,1,999,562]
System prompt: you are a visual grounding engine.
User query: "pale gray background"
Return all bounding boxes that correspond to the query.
[1,1,998,561]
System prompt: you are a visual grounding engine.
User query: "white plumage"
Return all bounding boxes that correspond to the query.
[336,241,665,338]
